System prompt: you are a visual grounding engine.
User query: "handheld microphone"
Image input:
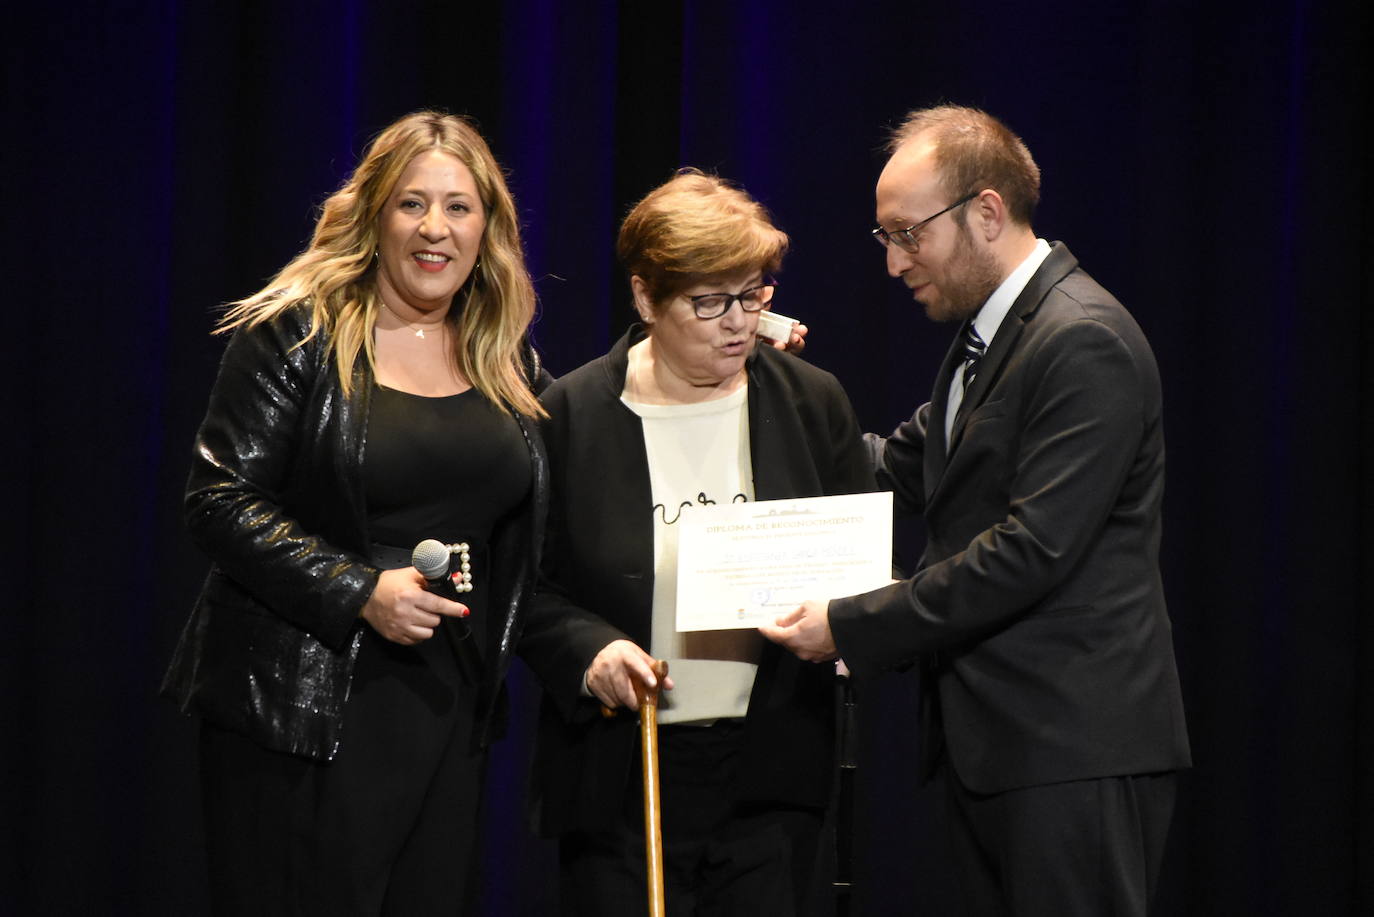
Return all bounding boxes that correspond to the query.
[411,539,474,593]
[411,539,474,640]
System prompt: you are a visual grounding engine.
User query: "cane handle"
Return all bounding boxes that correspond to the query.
[635,659,670,710]
[599,658,669,717]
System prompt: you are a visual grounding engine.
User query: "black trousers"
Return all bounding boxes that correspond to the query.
[945,767,1177,917]
[559,720,825,917]
[199,624,486,917]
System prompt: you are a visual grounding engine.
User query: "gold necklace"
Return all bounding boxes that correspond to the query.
[379,300,445,339]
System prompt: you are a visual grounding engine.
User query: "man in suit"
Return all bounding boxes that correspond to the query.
[761,105,1190,916]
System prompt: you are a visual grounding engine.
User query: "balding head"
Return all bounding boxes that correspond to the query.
[889,106,1041,228]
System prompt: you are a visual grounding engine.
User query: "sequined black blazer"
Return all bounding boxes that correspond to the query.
[161,304,549,761]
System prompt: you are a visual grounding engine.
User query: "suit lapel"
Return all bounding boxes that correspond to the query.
[936,242,1080,469]
[946,317,1023,453]
[1009,241,1077,325]
[923,333,965,504]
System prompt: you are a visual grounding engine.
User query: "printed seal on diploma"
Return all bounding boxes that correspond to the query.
[675,491,893,631]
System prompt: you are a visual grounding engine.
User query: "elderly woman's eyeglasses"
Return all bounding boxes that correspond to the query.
[686,282,778,319]
[871,192,978,254]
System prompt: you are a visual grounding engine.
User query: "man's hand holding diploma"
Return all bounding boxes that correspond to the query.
[759,599,838,663]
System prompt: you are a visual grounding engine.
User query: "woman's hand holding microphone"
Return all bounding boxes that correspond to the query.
[361,567,469,645]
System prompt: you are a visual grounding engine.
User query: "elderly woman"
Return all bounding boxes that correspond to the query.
[519,170,873,915]
[161,111,548,916]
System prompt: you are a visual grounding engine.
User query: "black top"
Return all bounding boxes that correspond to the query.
[366,384,531,548]
[365,383,533,659]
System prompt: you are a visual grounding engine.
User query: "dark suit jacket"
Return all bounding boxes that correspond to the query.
[830,243,1191,794]
[519,325,875,836]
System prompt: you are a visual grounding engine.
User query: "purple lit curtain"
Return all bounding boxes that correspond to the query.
[3,1,1369,913]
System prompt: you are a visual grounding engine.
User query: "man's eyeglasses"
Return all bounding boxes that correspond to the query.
[871,191,979,254]
[686,282,778,319]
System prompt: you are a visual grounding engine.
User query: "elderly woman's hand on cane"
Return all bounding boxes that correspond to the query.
[586,639,675,710]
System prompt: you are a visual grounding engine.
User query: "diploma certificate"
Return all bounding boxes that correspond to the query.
[675,491,892,631]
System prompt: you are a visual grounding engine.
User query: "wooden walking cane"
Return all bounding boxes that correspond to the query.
[636,659,670,917]
[601,659,671,917]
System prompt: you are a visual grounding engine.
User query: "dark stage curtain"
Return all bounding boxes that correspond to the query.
[4,1,1369,914]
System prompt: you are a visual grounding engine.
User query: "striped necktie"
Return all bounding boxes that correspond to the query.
[961,322,987,391]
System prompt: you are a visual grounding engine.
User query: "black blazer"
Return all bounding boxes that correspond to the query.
[520,325,875,836]
[830,243,1191,794]
[161,304,550,760]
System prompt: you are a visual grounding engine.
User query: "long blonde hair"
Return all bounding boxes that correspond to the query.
[219,110,543,417]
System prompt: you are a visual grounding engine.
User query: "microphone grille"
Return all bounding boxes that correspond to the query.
[411,539,451,580]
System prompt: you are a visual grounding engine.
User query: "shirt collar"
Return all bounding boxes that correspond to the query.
[972,238,1051,345]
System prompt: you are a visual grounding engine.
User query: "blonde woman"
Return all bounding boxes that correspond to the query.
[162,111,548,916]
